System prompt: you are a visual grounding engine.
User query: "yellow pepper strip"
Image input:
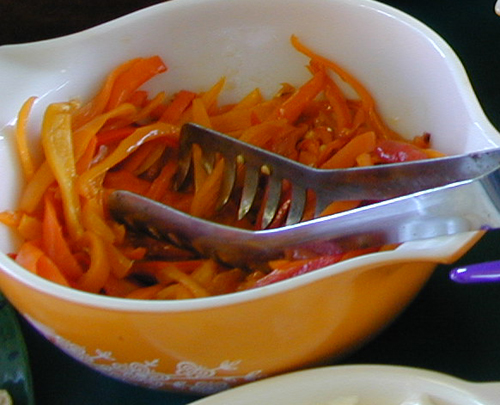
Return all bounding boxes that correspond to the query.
[81,198,116,243]
[105,242,134,279]
[19,104,136,214]
[133,141,167,175]
[0,210,21,228]
[232,88,263,110]
[19,161,54,213]
[191,98,212,128]
[190,158,224,218]
[156,264,210,298]
[129,91,166,124]
[200,77,225,115]
[41,102,83,241]
[15,96,37,180]
[76,122,179,199]
[77,231,111,293]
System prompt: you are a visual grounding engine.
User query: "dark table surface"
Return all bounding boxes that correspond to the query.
[2,0,500,404]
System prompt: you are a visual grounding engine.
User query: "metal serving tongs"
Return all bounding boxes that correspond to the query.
[108,123,500,267]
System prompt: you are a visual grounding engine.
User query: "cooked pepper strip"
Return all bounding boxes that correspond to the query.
[41,102,83,241]
[15,96,37,180]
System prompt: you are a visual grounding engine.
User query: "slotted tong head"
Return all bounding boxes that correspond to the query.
[109,123,500,267]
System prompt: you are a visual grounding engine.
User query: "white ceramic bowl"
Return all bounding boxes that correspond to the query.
[0,0,499,395]
[190,365,500,405]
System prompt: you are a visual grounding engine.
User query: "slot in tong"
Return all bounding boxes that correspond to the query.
[109,123,500,267]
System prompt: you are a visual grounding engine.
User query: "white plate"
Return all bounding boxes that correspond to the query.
[190,365,500,405]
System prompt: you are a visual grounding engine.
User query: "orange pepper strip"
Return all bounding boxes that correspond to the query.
[323,74,352,132]
[190,158,225,218]
[272,69,326,123]
[72,58,139,129]
[291,35,375,111]
[42,195,84,279]
[77,122,178,198]
[133,141,167,175]
[238,119,287,147]
[41,102,83,241]
[200,77,225,114]
[146,160,177,200]
[127,90,149,107]
[120,141,159,173]
[160,90,196,124]
[103,170,151,195]
[132,260,206,277]
[319,200,361,217]
[191,98,212,128]
[37,255,70,287]
[103,275,142,298]
[232,88,263,110]
[291,35,399,140]
[191,143,209,194]
[77,231,111,293]
[320,131,376,169]
[15,241,44,273]
[15,96,37,180]
[211,107,255,133]
[130,91,166,124]
[105,56,167,111]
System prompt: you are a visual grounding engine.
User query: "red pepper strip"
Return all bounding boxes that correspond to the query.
[96,126,136,147]
[375,139,428,163]
[106,56,167,111]
[253,255,342,288]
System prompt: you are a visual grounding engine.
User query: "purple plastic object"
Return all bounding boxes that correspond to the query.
[450,260,500,284]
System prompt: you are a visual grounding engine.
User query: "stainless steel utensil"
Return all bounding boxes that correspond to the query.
[109,124,500,267]
[175,123,500,227]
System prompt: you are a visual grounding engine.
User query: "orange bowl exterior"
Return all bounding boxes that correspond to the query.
[0,260,435,394]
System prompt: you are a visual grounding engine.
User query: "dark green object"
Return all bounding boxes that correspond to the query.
[0,292,34,405]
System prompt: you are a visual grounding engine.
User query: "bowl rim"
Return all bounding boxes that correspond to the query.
[0,0,495,312]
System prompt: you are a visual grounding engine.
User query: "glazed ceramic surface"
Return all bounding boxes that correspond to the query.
[190,364,500,404]
[0,0,498,395]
